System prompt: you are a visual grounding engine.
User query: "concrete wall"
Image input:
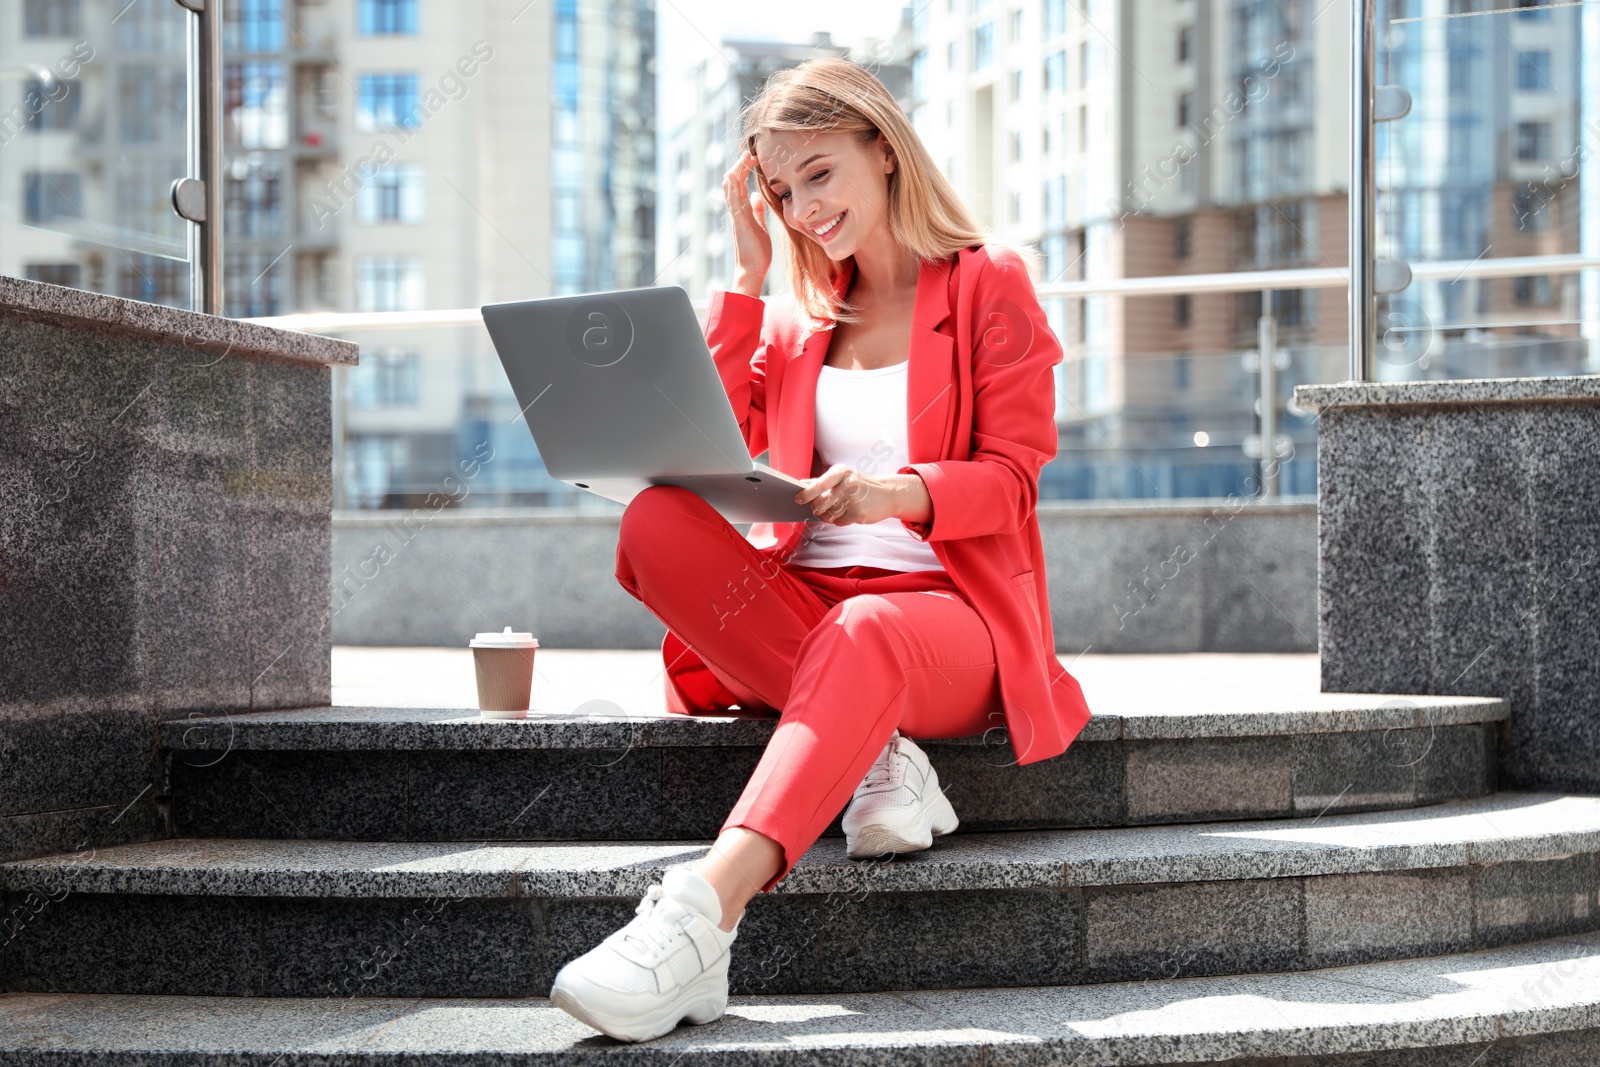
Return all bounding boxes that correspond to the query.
[331,498,1318,653]
[0,276,355,863]
[1298,375,1600,795]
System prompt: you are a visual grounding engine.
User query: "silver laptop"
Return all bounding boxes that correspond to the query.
[482,286,816,523]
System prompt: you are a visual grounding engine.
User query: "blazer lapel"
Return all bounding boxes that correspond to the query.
[906,254,957,463]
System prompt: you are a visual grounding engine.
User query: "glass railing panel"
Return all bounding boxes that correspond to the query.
[326,320,628,511]
[0,0,192,306]
[1374,0,1599,380]
[1049,345,1324,502]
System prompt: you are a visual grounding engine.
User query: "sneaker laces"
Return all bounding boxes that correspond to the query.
[860,734,904,790]
[619,883,688,959]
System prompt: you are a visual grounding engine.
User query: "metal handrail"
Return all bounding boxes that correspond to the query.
[243,253,1600,333]
[170,0,222,315]
[1351,0,1378,381]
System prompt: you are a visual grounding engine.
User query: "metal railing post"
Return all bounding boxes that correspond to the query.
[170,0,223,316]
[1258,289,1279,499]
[1350,0,1377,381]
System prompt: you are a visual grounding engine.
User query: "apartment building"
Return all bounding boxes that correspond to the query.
[0,0,656,508]
[911,0,1588,498]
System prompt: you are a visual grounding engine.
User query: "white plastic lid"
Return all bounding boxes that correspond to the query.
[469,626,539,649]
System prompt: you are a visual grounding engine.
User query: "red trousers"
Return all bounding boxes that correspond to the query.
[613,485,1005,891]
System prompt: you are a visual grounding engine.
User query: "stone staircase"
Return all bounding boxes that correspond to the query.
[5,685,1600,1062]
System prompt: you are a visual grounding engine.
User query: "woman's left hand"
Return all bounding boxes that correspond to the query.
[795,464,900,526]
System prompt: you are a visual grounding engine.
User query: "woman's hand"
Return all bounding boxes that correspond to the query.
[796,464,931,527]
[722,147,772,296]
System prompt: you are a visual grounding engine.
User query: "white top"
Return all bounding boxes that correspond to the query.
[786,360,946,572]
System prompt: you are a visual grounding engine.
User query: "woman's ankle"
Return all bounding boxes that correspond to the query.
[695,827,784,931]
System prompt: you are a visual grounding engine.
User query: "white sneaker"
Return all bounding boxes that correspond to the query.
[841,730,959,859]
[549,866,739,1042]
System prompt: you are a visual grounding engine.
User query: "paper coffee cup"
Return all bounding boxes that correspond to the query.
[469,627,539,718]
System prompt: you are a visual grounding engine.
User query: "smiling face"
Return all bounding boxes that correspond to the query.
[754,127,895,263]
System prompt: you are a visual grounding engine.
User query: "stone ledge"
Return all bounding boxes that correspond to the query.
[0,932,1596,1064]
[156,694,1509,751]
[1293,373,1600,411]
[0,275,357,368]
[4,793,1588,898]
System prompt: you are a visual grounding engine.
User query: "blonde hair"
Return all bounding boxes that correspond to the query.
[740,57,1040,325]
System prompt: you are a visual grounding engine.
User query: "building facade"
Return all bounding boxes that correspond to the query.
[909,0,1590,499]
[0,0,656,508]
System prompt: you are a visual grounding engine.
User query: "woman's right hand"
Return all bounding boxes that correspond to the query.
[723,147,771,296]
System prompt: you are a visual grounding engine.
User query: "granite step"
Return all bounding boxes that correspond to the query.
[160,694,1507,840]
[2,929,1598,1065]
[4,793,1593,999]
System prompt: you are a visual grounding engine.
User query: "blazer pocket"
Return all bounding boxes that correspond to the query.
[1012,569,1043,632]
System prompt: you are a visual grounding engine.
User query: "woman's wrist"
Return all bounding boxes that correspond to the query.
[888,472,933,525]
[732,271,765,298]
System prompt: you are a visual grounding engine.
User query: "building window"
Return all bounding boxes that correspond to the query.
[356,73,421,131]
[23,0,80,36]
[225,249,286,317]
[554,234,585,288]
[1011,130,1023,160]
[1513,187,1552,231]
[1515,0,1552,18]
[24,171,81,223]
[966,22,992,68]
[1516,51,1551,91]
[947,40,957,69]
[118,253,186,308]
[357,164,425,224]
[946,100,955,126]
[121,66,184,144]
[1043,49,1066,95]
[1178,91,1193,128]
[25,263,81,287]
[1010,191,1022,222]
[224,158,284,238]
[225,62,288,148]
[1513,275,1553,305]
[1043,0,1066,37]
[973,22,994,69]
[1045,175,1066,227]
[1010,8,1023,40]
[359,0,418,35]
[1173,218,1191,259]
[1178,25,1195,62]
[1011,68,1023,100]
[356,256,425,311]
[1174,294,1191,326]
[350,349,421,408]
[1078,104,1087,151]
[1041,234,1068,281]
[22,78,80,131]
[1516,121,1550,160]
[225,0,284,53]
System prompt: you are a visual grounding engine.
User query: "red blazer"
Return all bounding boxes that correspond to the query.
[659,243,1093,766]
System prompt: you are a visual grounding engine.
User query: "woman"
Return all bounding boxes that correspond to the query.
[550,57,1092,1043]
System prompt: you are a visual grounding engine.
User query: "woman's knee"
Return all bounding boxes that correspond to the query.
[797,595,905,667]
[617,484,709,547]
